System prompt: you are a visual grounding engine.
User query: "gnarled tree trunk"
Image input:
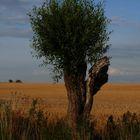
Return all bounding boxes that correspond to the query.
[64,57,110,130]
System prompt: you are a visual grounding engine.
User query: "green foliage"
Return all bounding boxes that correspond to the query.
[28,0,110,81]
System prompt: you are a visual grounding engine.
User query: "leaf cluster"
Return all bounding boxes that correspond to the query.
[28,0,110,81]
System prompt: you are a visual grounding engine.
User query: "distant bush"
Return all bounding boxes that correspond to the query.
[9,79,13,83]
[15,80,22,83]
[8,80,23,83]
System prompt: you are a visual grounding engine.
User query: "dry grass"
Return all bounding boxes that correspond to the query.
[0,83,140,119]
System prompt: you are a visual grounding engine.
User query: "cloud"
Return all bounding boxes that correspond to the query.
[0,0,41,38]
[32,69,50,76]
[108,66,140,77]
[0,27,32,38]
[111,16,125,26]
[0,15,29,25]
[110,16,140,28]
[108,67,126,76]
[0,0,37,7]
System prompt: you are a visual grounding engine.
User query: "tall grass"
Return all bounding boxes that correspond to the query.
[104,111,140,140]
[0,97,71,140]
[0,95,139,140]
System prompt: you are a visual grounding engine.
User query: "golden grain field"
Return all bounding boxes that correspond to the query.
[0,83,140,119]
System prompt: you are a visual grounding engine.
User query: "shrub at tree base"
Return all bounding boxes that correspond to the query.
[0,99,139,140]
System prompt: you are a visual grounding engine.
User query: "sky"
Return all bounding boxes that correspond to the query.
[0,0,140,83]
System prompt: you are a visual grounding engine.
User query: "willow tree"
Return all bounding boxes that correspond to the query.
[29,0,110,128]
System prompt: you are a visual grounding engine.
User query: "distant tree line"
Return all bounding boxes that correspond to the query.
[9,80,22,83]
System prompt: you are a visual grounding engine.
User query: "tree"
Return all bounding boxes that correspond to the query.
[29,0,110,129]
[15,80,22,83]
[9,79,13,83]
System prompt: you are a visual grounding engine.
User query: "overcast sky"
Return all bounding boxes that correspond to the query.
[0,0,140,83]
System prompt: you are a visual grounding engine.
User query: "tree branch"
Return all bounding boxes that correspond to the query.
[83,56,110,118]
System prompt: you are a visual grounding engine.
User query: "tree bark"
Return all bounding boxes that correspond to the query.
[64,72,86,140]
[64,57,110,130]
[64,63,87,129]
[83,56,110,118]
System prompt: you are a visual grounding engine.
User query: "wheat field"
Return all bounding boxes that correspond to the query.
[0,83,140,118]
